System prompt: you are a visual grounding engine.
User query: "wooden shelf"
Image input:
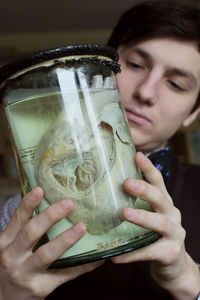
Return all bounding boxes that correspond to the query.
[170,115,200,164]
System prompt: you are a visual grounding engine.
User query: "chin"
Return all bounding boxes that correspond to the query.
[134,140,158,154]
[130,134,147,152]
[130,131,158,154]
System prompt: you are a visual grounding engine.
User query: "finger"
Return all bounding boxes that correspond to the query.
[124,177,180,220]
[10,198,74,255]
[122,206,185,240]
[28,222,87,271]
[124,177,172,214]
[136,152,168,192]
[111,238,183,265]
[0,187,43,248]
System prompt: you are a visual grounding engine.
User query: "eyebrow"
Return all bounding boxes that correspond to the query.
[131,47,197,88]
[167,67,197,88]
[132,47,152,61]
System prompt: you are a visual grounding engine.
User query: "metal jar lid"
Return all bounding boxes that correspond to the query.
[0,44,120,86]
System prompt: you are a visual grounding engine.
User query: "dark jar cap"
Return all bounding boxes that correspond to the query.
[0,44,119,86]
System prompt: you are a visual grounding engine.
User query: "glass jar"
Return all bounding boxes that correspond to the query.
[0,44,160,268]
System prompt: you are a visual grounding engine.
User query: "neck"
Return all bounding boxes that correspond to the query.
[136,148,164,155]
[135,142,168,155]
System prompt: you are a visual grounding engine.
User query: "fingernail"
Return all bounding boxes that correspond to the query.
[59,199,73,210]
[72,222,87,236]
[131,180,139,187]
[125,178,139,190]
[124,207,137,220]
[30,186,43,199]
[31,186,40,196]
[138,151,147,162]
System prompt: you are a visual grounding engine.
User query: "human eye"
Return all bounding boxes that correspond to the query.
[168,80,186,92]
[126,61,145,70]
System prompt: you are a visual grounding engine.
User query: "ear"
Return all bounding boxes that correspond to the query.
[183,106,200,127]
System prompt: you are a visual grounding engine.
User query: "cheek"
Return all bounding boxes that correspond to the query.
[116,74,128,100]
[157,104,190,136]
[116,71,136,101]
[116,72,127,89]
[162,101,194,122]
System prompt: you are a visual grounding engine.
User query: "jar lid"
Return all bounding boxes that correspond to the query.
[0,44,119,86]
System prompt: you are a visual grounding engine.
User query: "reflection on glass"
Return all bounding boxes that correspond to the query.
[1,47,160,268]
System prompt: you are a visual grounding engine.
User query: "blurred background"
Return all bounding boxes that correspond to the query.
[0,0,200,202]
[0,0,144,65]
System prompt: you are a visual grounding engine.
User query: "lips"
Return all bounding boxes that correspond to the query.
[125,108,151,126]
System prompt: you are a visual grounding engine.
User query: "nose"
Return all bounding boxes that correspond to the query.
[133,73,159,105]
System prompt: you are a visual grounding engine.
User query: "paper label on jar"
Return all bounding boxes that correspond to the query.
[18,146,36,163]
[97,238,124,252]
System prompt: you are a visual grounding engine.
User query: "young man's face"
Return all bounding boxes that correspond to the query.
[117,38,200,153]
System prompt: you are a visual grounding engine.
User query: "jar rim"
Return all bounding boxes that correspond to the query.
[0,44,119,86]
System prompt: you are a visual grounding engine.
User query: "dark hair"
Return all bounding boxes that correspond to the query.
[107,0,200,112]
[108,0,200,48]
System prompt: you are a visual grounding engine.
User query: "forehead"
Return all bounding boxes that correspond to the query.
[119,37,200,76]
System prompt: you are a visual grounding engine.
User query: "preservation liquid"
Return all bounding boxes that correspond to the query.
[5,88,154,266]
